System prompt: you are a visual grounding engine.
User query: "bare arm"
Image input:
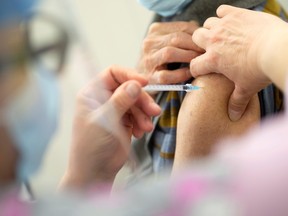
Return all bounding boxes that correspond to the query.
[173,74,260,170]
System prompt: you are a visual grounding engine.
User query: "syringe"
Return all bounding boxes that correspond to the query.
[143,84,200,92]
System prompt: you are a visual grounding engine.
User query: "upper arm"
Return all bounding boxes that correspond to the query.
[173,74,260,169]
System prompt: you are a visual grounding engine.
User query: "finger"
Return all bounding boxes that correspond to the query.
[143,32,203,52]
[192,27,209,50]
[150,47,200,67]
[203,17,221,29]
[131,106,154,132]
[121,113,133,128]
[105,80,142,120]
[121,111,141,136]
[132,123,145,139]
[130,109,151,139]
[150,68,192,84]
[135,92,162,116]
[148,21,199,35]
[167,32,204,52]
[228,86,252,121]
[217,5,239,18]
[190,53,214,77]
[101,65,148,90]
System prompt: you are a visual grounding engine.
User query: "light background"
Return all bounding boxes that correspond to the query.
[32,0,288,194]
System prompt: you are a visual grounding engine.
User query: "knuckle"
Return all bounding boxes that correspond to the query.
[142,56,150,67]
[203,17,213,28]
[142,38,154,53]
[148,22,161,34]
[208,31,222,44]
[207,51,219,68]
[170,33,181,46]
[143,56,154,71]
[190,61,198,77]
[160,47,173,62]
[142,53,160,74]
[157,72,168,84]
[203,17,210,26]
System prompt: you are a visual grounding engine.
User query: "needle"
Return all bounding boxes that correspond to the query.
[143,84,200,92]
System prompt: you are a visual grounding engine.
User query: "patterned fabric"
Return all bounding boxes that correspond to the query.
[151,0,288,174]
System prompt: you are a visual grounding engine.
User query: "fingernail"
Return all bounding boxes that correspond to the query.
[229,109,241,122]
[126,82,141,99]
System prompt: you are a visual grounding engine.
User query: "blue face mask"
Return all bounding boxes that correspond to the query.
[0,0,39,26]
[3,68,59,182]
[137,0,193,17]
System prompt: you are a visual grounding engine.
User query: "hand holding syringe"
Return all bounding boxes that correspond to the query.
[143,84,200,92]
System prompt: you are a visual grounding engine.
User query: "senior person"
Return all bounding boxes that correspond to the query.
[131,0,287,177]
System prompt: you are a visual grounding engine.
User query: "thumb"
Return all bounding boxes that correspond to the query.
[107,80,142,120]
[228,86,252,121]
[190,54,213,77]
[217,5,239,18]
